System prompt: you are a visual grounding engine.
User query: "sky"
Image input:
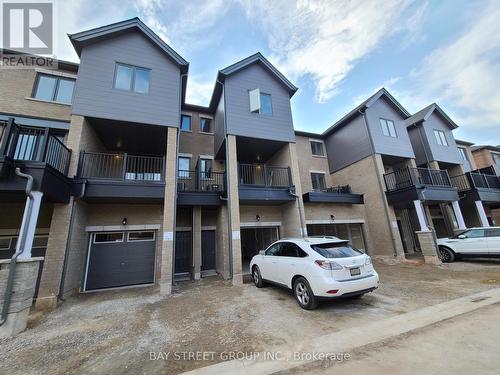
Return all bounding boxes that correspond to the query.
[52,0,499,145]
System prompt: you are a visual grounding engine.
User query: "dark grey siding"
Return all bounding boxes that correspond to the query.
[421,112,462,164]
[72,31,181,127]
[214,87,226,155]
[407,126,431,166]
[325,113,373,173]
[224,63,295,142]
[365,97,415,158]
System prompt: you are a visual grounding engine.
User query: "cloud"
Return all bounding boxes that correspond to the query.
[401,0,500,130]
[240,0,422,103]
[185,75,215,105]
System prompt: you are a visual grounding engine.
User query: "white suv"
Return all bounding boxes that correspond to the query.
[249,237,379,310]
[437,227,500,262]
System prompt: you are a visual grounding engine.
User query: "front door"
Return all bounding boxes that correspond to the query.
[201,230,216,272]
[175,231,192,278]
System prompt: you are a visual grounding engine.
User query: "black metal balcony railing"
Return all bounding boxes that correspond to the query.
[383,167,452,192]
[177,170,226,192]
[239,163,292,188]
[451,172,500,192]
[323,185,352,194]
[78,151,164,182]
[0,120,71,175]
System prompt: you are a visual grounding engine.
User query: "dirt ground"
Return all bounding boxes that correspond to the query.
[1,260,500,375]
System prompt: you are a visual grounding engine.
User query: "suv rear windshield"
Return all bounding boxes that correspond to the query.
[310,242,363,258]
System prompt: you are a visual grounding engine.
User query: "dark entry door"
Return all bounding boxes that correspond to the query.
[175,231,192,276]
[201,230,216,271]
[85,231,156,291]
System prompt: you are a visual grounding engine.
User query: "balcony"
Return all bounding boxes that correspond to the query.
[383,167,459,206]
[451,171,500,205]
[238,164,296,205]
[303,185,364,204]
[76,151,165,202]
[177,170,226,206]
[0,119,72,202]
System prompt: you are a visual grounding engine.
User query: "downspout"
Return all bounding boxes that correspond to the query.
[219,78,234,279]
[0,168,34,326]
[58,181,86,301]
[359,109,399,257]
[288,188,306,237]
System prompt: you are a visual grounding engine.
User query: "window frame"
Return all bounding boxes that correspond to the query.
[379,118,397,138]
[0,237,12,251]
[178,156,191,178]
[259,92,273,115]
[310,172,327,191]
[310,140,325,156]
[458,147,469,162]
[249,89,273,116]
[127,231,156,242]
[93,232,124,244]
[180,115,192,132]
[199,117,212,134]
[32,73,75,104]
[433,129,449,146]
[113,62,151,95]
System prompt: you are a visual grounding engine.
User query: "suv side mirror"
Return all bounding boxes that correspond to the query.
[458,234,466,239]
[259,250,266,255]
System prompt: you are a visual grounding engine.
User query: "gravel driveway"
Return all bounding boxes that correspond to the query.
[1,260,500,374]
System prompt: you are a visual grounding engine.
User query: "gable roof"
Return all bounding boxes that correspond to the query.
[405,103,458,129]
[471,145,500,153]
[206,52,298,112]
[322,88,410,138]
[218,52,298,95]
[68,18,189,73]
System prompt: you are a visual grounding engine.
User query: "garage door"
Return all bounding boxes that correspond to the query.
[84,231,156,291]
[307,223,366,252]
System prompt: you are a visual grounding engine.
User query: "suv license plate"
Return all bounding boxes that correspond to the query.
[350,267,361,276]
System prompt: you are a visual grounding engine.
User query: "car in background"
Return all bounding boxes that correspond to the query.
[437,227,500,263]
[249,237,379,310]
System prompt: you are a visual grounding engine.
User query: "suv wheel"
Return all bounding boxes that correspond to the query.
[439,246,456,263]
[293,277,318,310]
[252,266,265,288]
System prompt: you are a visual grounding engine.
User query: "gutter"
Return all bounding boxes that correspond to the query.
[0,168,34,326]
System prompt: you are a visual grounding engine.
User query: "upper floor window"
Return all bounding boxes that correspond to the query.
[458,147,469,162]
[113,63,151,94]
[310,172,326,191]
[199,158,213,179]
[249,88,272,115]
[33,74,75,104]
[178,156,191,179]
[180,115,191,131]
[380,118,397,138]
[492,153,500,165]
[434,129,448,146]
[310,140,325,156]
[200,117,212,133]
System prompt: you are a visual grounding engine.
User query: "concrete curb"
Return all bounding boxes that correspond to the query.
[182,287,500,375]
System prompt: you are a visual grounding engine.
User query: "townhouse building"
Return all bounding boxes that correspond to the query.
[1,17,498,317]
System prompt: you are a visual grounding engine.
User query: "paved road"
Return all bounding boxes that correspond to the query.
[299,303,500,375]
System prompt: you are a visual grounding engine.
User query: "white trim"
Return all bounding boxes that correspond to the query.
[306,219,365,225]
[35,67,77,79]
[127,231,156,242]
[82,282,155,294]
[199,132,214,136]
[240,221,282,228]
[413,200,429,231]
[475,201,490,227]
[452,201,467,230]
[178,153,192,158]
[199,154,214,159]
[25,97,71,106]
[0,237,12,250]
[202,226,216,231]
[85,224,160,232]
[308,138,324,144]
[93,232,124,244]
[309,170,327,175]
